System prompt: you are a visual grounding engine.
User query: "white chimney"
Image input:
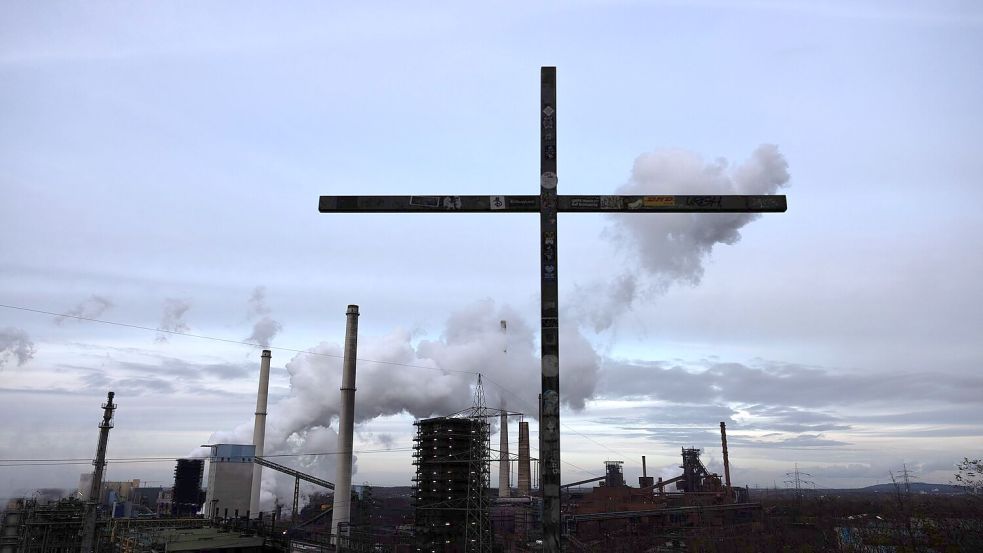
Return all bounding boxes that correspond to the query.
[250,349,271,517]
[332,305,359,543]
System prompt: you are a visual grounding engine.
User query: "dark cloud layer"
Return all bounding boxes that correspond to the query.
[598,359,983,407]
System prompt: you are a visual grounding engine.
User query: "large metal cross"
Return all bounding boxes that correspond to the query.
[318,67,786,552]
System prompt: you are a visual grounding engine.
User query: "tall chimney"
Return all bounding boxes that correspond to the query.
[250,350,272,517]
[638,455,655,489]
[332,305,359,543]
[499,413,510,497]
[81,391,116,553]
[720,421,732,491]
[518,421,531,496]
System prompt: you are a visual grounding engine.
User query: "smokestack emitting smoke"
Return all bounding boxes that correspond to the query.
[205,300,599,511]
[720,421,732,491]
[499,412,510,497]
[250,350,271,517]
[331,305,359,543]
[518,421,531,496]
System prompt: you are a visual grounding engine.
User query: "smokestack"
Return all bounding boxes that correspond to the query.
[518,421,531,496]
[720,421,732,491]
[81,391,116,553]
[250,350,271,517]
[499,413,510,497]
[638,455,655,489]
[332,305,359,543]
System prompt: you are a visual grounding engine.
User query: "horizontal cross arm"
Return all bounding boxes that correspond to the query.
[319,194,786,213]
[558,194,786,213]
[319,195,539,213]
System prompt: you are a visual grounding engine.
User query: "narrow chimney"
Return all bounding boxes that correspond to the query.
[720,421,732,491]
[250,350,272,517]
[332,305,359,543]
[642,455,647,477]
[499,413,510,497]
[518,421,531,496]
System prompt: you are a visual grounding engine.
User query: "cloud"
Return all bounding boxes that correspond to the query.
[81,372,176,395]
[55,295,113,324]
[576,145,790,331]
[246,287,281,347]
[597,358,983,407]
[0,327,36,368]
[735,433,851,449]
[156,298,191,342]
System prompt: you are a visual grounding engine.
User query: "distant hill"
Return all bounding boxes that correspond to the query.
[750,483,971,496]
[857,482,969,494]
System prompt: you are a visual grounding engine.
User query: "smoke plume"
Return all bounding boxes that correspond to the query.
[55,295,113,324]
[577,144,790,331]
[246,286,282,347]
[156,298,191,343]
[0,327,35,368]
[207,300,600,510]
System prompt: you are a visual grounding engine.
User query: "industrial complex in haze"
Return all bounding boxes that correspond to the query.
[0,304,768,553]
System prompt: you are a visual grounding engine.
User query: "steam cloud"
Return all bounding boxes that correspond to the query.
[207,300,600,510]
[156,298,191,343]
[577,144,790,331]
[0,327,36,368]
[246,287,282,347]
[55,295,113,324]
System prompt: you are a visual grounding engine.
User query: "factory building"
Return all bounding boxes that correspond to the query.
[203,444,255,520]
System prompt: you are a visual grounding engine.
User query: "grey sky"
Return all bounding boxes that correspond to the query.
[1,1,981,503]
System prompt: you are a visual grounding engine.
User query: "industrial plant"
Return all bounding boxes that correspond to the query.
[0,305,764,552]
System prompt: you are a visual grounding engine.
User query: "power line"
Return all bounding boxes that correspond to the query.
[0,303,474,375]
[1,301,626,476]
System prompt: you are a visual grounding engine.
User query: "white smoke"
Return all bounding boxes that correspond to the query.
[246,287,282,347]
[206,300,600,510]
[156,298,191,342]
[577,144,790,331]
[55,295,113,324]
[0,327,35,368]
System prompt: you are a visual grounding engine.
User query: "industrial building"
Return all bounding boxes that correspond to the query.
[203,444,256,520]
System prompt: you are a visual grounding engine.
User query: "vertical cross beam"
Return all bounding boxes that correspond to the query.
[539,66,561,552]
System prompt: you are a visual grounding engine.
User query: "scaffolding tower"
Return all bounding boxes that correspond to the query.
[412,376,492,553]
